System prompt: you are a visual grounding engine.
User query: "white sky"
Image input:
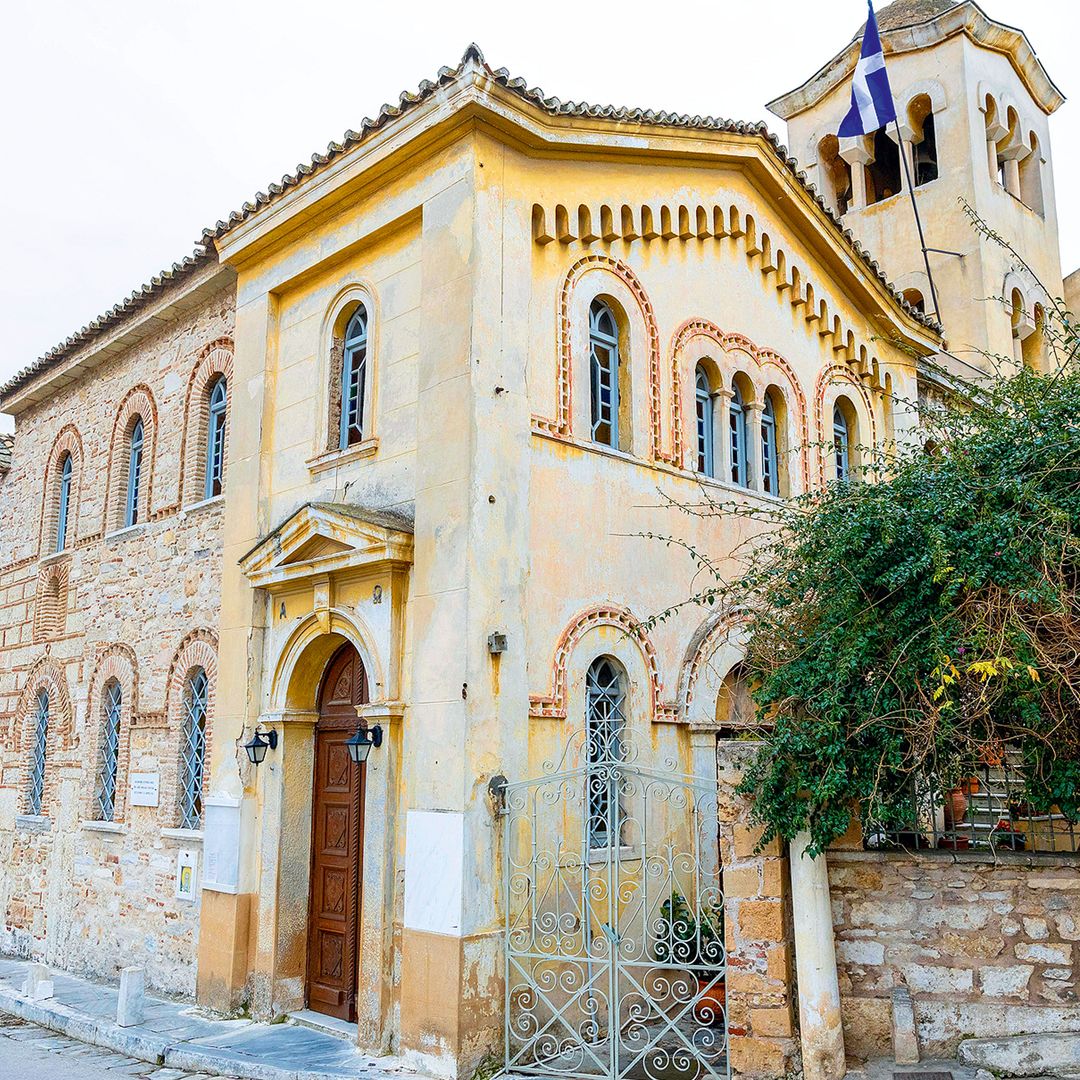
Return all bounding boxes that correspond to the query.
[1,0,1076,433]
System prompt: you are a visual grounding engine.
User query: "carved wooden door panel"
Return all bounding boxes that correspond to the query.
[307,645,367,1021]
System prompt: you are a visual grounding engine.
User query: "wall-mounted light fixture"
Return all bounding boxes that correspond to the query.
[345,724,383,765]
[244,725,278,766]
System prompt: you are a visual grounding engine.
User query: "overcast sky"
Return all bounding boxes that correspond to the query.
[1,0,1076,432]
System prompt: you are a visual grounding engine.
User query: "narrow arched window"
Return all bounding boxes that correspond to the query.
[27,690,49,815]
[585,657,626,849]
[695,365,715,476]
[589,300,620,448]
[761,394,779,495]
[729,384,748,488]
[339,307,368,449]
[94,681,122,822]
[56,454,72,552]
[125,419,144,528]
[834,405,852,482]
[205,377,227,499]
[179,668,208,829]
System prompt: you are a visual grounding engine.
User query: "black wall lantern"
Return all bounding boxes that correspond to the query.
[244,725,278,766]
[345,724,383,765]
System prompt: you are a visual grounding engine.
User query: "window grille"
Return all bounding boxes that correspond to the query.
[179,669,208,829]
[56,454,72,552]
[585,657,626,849]
[125,419,144,527]
[205,377,227,499]
[865,753,1079,857]
[729,385,748,487]
[94,681,122,822]
[27,691,48,815]
[833,405,851,482]
[761,395,778,495]
[695,365,715,476]
[339,307,368,449]
[589,300,620,448]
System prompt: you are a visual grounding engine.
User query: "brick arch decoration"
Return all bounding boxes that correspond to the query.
[679,608,749,720]
[179,338,234,505]
[164,628,219,826]
[533,255,671,463]
[103,384,158,531]
[671,319,811,490]
[83,643,138,822]
[33,560,70,642]
[814,365,878,486]
[529,603,677,723]
[15,656,75,814]
[38,425,84,556]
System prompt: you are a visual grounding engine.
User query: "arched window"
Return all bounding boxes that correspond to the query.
[867,129,901,204]
[125,419,144,528]
[204,376,227,499]
[179,668,208,829]
[761,394,779,495]
[729,383,748,488]
[833,404,852,482]
[818,134,853,215]
[339,306,368,449]
[27,690,49,815]
[909,96,939,187]
[585,656,626,849]
[695,365,715,476]
[589,300,620,448]
[94,681,122,822]
[1022,304,1045,371]
[56,454,72,552]
[902,289,926,315]
[1020,133,1044,217]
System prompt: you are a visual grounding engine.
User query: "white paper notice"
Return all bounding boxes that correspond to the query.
[202,797,241,894]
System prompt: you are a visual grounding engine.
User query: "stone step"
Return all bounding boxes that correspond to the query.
[958,1033,1080,1077]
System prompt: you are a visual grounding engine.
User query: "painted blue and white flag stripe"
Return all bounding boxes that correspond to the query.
[838,2,897,137]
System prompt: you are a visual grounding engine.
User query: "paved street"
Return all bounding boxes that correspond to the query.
[0,1012,219,1080]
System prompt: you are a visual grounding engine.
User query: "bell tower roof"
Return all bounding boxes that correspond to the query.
[768,1,1063,121]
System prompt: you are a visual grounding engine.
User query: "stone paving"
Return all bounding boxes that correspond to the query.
[0,957,431,1080]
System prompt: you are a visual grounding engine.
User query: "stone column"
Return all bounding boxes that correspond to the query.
[715,388,734,484]
[744,402,764,492]
[790,830,846,1080]
[839,140,871,211]
[887,123,916,194]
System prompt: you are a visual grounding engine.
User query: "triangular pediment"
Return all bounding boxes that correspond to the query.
[240,502,414,590]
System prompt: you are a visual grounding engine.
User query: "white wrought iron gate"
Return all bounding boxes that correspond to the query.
[502,733,728,1080]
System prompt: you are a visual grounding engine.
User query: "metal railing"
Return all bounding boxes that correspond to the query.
[865,754,1079,857]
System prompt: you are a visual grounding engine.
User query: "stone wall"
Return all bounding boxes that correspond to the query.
[0,272,234,997]
[829,849,1080,1059]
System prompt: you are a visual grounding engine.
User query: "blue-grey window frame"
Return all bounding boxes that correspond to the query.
[179,668,208,830]
[56,454,72,552]
[27,690,48,816]
[585,656,627,849]
[729,384,748,488]
[205,377,227,500]
[125,419,144,528]
[94,681,122,822]
[339,306,368,450]
[589,300,620,449]
[834,404,851,482]
[695,365,715,477]
[761,393,779,495]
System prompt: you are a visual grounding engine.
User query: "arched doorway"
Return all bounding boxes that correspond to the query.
[307,642,368,1021]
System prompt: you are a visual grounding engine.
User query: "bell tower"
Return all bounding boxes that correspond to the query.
[768,0,1066,375]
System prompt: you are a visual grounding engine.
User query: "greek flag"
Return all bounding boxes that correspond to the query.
[838,2,897,137]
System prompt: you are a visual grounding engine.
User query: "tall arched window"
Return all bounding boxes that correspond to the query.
[179,668,208,829]
[27,690,49,815]
[867,129,901,204]
[339,306,368,449]
[56,454,72,552]
[585,657,626,849]
[761,394,779,495]
[833,405,852,482]
[125,419,144,528]
[695,365,715,476]
[729,384,748,488]
[589,300,620,449]
[94,681,122,822]
[910,95,939,188]
[205,376,227,499]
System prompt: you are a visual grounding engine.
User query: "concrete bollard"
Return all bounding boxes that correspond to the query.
[23,962,53,1001]
[892,986,920,1064]
[116,966,145,1027]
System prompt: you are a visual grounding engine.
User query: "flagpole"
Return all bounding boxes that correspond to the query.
[893,119,941,323]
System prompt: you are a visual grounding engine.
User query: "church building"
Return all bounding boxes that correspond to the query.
[0,4,1074,1079]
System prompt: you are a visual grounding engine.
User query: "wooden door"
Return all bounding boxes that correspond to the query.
[307,644,367,1021]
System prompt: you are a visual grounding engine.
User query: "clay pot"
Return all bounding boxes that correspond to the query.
[943,786,969,830]
[693,978,726,1025]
